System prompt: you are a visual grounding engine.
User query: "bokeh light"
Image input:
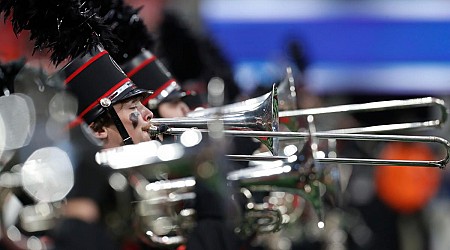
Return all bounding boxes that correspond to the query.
[0,94,36,150]
[21,147,74,203]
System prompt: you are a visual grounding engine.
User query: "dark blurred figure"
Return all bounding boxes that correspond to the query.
[125,0,241,108]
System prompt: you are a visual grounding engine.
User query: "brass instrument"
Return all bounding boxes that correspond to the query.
[187,87,447,135]
[280,96,448,134]
[98,70,450,247]
[129,173,195,246]
[151,84,279,155]
[222,130,450,168]
[96,125,450,246]
[150,91,449,157]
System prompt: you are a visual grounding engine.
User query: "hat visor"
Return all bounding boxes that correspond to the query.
[160,89,195,104]
[116,88,153,103]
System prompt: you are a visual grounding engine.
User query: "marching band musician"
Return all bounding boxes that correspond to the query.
[122,51,194,120]
[89,0,196,119]
[1,1,247,250]
[5,1,447,250]
[114,0,261,167]
[94,1,248,249]
[49,48,154,250]
[0,1,156,249]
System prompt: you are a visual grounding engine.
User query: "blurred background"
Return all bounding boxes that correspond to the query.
[175,0,450,96]
[2,0,450,250]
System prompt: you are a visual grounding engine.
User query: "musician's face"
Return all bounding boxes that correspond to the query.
[97,97,154,148]
[157,100,190,118]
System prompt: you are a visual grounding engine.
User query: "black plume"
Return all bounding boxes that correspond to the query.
[90,0,155,65]
[0,0,117,66]
[0,58,26,96]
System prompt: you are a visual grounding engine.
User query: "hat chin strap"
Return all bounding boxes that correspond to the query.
[100,98,134,145]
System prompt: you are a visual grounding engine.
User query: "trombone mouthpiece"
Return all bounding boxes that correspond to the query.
[148,124,170,137]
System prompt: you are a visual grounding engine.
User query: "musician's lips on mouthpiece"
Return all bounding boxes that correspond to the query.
[142,124,153,132]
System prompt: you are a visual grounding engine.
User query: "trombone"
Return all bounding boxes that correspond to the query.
[97,128,450,171]
[280,97,448,134]
[152,93,448,158]
[150,87,450,168]
[184,97,448,134]
[151,127,450,169]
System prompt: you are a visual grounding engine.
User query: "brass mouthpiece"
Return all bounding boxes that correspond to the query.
[148,124,170,137]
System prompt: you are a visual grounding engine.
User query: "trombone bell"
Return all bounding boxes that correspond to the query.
[150,84,279,155]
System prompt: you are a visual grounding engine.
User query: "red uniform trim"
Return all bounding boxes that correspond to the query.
[142,79,176,105]
[64,51,109,85]
[126,55,157,78]
[68,77,131,128]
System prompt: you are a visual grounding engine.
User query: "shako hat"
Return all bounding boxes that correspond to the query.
[121,49,194,110]
[60,46,151,128]
[91,1,194,110]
